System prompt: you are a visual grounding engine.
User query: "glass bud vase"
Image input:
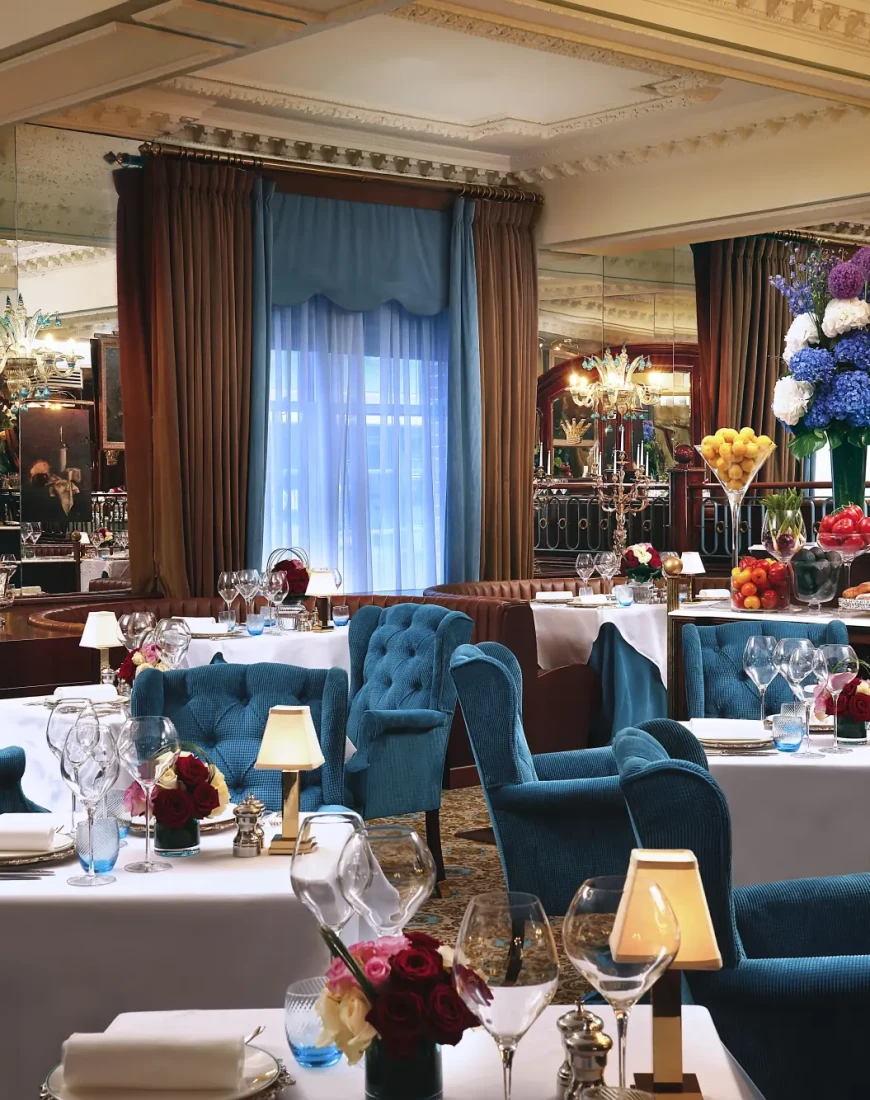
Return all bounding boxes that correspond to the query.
[154,817,200,857]
[830,440,867,510]
[836,718,868,745]
[364,1039,442,1100]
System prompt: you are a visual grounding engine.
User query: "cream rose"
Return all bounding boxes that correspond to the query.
[156,767,178,790]
[209,772,230,817]
[316,987,375,1065]
[857,682,870,696]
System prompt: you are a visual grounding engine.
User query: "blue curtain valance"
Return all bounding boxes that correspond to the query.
[271,193,450,315]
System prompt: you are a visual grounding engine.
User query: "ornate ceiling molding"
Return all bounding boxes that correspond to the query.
[704,0,870,43]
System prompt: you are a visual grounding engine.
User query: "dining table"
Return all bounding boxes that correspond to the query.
[184,627,351,674]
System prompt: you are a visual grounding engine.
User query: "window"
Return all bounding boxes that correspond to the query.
[263,296,448,592]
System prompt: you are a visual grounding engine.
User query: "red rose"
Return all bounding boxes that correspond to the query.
[175,754,209,789]
[648,549,662,567]
[425,983,476,1046]
[190,781,220,818]
[117,655,136,685]
[406,932,443,954]
[152,786,194,828]
[390,948,443,989]
[835,692,852,716]
[292,580,307,594]
[367,990,425,1059]
[850,691,870,721]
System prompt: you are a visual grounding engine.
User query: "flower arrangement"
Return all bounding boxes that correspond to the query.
[123,750,229,825]
[94,527,114,548]
[621,542,662,582]
[117,642,168,686]
[771,246,870,459]
[316,931,479,1064]
[814,677,870,725]
[273,557,310,603]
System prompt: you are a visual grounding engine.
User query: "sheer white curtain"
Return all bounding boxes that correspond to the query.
[263,296,449,592]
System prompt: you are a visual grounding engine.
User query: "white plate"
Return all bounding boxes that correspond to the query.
[684,718,769,744]
[43,1045,282,1100]
[0,833,75,865]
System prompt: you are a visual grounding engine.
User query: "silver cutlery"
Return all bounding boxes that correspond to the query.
[244,1025,266,1045]
[0,873,54,880]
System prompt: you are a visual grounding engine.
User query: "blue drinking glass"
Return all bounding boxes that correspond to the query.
[247,613,265,636]
[771,713,803,753]
[333,605,350,627]
[102,789,131,840]
[76,819,120,875]
[614,586,634,607]
[285,977,341,1068]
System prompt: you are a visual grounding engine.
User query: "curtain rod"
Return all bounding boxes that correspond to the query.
[128,141,543,205]
[765,229,863,249]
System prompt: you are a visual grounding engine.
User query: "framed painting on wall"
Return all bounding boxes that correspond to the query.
[92,334,123,451]
[19,405,92,526]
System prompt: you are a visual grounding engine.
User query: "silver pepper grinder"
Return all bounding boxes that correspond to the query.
[233,793,264,857]
[557,1007,610,1099]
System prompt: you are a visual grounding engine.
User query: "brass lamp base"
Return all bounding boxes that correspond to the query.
[635,970,705,1098]
[312,595,334,631]
[634,1074,702,1098]
[267,768,315,855]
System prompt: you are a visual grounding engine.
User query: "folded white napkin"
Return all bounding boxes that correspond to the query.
[696,588,729,600]
[572,594,610,606]
[53,684,118,703]
[534,591,573,603]
[61,1033,245,1091]
[0,813,56,852]
[687,718,768,742]
[182,617,226,633]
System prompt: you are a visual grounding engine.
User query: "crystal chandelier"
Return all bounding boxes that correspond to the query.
[0,295,82,404]
[568,345,662,417]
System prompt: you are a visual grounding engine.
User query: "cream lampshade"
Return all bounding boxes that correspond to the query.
[255,706,325,854]
[679,552,705,576]
[79,612,125,683]
[611,849,721,1098]
[306,569,339,632]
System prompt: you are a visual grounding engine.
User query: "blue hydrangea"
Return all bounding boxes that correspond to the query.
[790,347,836,384]
[834,330,870,372]
[805,371,870,429]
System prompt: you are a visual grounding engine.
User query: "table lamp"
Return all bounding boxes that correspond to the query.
[679,553,705,601]
[79,611,125,683]
[611,849,722,1098]
[254,706,325,854]
[306,569,338,631]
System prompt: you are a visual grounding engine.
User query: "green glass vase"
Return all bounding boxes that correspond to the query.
[830,440,867,510]
[836,718,868,744]
[154,817,200,857]
[364,1039,442,1100]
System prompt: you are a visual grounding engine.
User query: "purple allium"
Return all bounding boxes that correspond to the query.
[828,261,864,300]
[852,246,870,281]
[834,331,870,372]
[790,347,836,384]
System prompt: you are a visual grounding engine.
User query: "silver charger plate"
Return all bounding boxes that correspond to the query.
[42,1046,289,1100]
[0,834,75,867]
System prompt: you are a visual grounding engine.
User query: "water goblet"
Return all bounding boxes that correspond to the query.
[118,611,156,652]
[264,571,289,633]
[819,643,859,755]
[237,569,261,620]
[787,647,828,755]
[47,698,97,833]
[290,812,364,932]
[218,571,239,618]
[61,713,121,887]
[563,875,679,1090]
[575,553,594,588]
[594,551,619,595]
[454,891,559,1100]
[116,716,180,873]
[742,635,778,722]
[338,824,436,935]
[154,618,191,669]
[31,522,42,547]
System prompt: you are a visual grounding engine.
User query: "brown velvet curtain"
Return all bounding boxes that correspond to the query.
[693,236,798,481]
[474,200,539,580]
[115,157,254,597]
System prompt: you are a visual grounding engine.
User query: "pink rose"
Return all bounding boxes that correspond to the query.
[325,957,356,994]
[375,935,410,958]
[123,781,146,817]
[351,941,380,965]
[363,956,391,987]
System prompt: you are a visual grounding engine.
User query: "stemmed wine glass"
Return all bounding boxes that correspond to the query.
[788,646,828,756]
[819,643,859,755]
[563,875,680,1090]
[60,712,120,886]
[264,570,289,632]
[338,824,436,935]
[31,522,42,548]
[575,553,594,592]
[742,635,778,723]
[154,618,191,669]
[774,638,814,752]
[116,716,180,873]
[218,571,239,621]
[118,611,156,652]
[593,551,619,595]
[20,523,32,558]
[454,891,559,1100]
[47,699,97,833]
[237,569,261,622]
[290,812,364,932]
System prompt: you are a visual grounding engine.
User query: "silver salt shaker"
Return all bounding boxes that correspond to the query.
[557,1007,610,1099]
[233,793,264,857]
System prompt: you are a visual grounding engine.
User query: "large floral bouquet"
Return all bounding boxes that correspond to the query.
[316,932,479,1064]
[622,542,662,582]
[771,246,870,458]
[814,677,870,725]
[273,557,310,603]
[124,750,229,825]
[117,642,168,685]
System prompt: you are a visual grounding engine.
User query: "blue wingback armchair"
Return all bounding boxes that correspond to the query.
[449,642,708,914]
[131,662,348,811]
[345,602,473,882]
[0,747,48,813]
[682,618,848,718]
[613,725,870,1100]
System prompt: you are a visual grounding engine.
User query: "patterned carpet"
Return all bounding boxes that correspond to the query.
[375,786,588,1005]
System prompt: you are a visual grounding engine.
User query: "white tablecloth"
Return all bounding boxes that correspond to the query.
[185,630,351,673]
[532,602,667,682]
[79,554,130,591]
[685,718,870,886]
[5,830,336,1100]
[82,1004,762,1100]
[0,695,70,811]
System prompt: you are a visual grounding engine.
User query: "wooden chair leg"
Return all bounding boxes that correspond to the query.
[425,808,447,896]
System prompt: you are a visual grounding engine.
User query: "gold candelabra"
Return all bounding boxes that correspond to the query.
[594,449,651,557]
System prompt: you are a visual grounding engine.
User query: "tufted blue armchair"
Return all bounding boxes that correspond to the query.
[449,642,708,914]
[613,725,870,1100]
[0,747,48,814]
[344,603,473,883]
[682,618,848,718]
[131,662,348,811]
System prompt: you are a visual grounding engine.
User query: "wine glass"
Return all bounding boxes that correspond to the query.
[118,611,156,652]
[454,891,559,1100]
[594,551,619,595]
[47,699,97,833]
[742,635,778,723]
[60,712,120,886]
[154,618,191,669]
[264,571,289,633]
[563,875,679,1090]
[338,824,436,935]
[788,646,828,755]
[217,571,239,618]
[290,812,363,932]
[774,638,814,753]
[819,643,859,755]
[20,523,32,558]
[237,569,261,620]
[31,522,42,547]
[575,553,594,590]
[116,716,180,873]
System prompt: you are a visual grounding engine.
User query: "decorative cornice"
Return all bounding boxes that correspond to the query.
[14,244,115,274]
[704,0,870,43]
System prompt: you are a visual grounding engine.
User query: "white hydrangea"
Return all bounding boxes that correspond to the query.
[772,376,814,426]
[822,298,870,338]
[783,312,820,364]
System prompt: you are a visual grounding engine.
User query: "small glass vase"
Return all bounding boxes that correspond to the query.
[364,1039,442,1100]
[830,439,867,510]
[835,718,868,745]
[154,817,200,857]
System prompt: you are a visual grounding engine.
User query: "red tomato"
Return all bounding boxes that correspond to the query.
[833,516,856,535]
[739,556,758,571]
[750,568,768,587]
[761,589,778,609]
[767,562,787,583]
[846,505,865,521]
[820,514,836,533]
[844,534,865,550]
[740,582,758,598]
[819,532,842,548]
[858,517,870,535]
[778,591,790,608]
[731,592,745,609]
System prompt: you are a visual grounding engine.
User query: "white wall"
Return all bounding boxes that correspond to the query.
[17,254,116,314]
